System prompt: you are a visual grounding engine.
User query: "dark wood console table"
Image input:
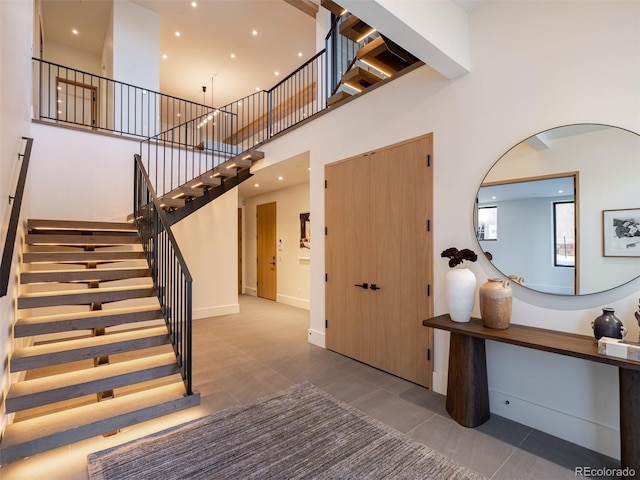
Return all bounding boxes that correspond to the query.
[423,314,640,475]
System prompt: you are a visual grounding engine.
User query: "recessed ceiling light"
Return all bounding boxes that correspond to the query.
[298,52,303,57]
[256,87,260,91]
[175,31,181,37]
[72,28,78,35]
[162,54,168,60]
[191,1,197,6]
[254,183,260,187]
[275,71,280,76]
[278,176,283,181]
[252,30,258,36]
[230,53,236,59]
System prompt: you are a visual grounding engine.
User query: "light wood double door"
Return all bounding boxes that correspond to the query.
[325,134,434,388]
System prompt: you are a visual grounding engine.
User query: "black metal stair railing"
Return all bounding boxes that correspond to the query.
[139,49,327,201]
[1,137,34,298]
[33,58,215,139]
[134,153,193,395]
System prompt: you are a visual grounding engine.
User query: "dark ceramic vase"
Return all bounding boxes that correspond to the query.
[591,307,626,340]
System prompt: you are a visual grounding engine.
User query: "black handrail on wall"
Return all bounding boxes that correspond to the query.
[1,137,33,298]
[134,153,193,395]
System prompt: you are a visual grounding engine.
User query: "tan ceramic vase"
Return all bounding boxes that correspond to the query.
[479,278,512,329]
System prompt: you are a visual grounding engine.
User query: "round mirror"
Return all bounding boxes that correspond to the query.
[475,124,640,295]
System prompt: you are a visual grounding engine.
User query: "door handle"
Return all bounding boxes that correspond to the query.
[370,284,381,291]
[269,261,276,265]
[354,283,369,289]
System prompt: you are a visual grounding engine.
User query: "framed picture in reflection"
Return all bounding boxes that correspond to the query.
[603,208,640,257]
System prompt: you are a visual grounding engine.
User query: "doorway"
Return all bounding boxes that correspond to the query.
[56,77,97,129]
[257,202,277,300]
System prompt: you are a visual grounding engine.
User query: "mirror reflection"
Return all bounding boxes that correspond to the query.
[475,124,640,296]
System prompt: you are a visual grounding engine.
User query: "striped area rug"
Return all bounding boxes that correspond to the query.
[88,382,485,480]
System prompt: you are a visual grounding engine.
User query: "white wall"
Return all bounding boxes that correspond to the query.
[242,181,311,310]
[251,0,640,459]
[172,189,240,319]
[111,1,159,90]
[0,0,33,438]
[111,1,159,136]
[29,123,137,222]
[43,41,101,75]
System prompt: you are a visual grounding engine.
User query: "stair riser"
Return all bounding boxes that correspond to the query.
[21,269,151,284]
[14,309,163,338]
[0,392,200,464]
[18,287,156,309]
[6,364,180,413]
[10,335,170,372]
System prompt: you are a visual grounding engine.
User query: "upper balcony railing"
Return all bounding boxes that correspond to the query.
[33,58,220,139]
[140,50,327,199]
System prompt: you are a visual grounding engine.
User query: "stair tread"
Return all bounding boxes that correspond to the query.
[356,35,418,75]
[159,197,186,209]
[26,234,140,246]
[28,219,136,232]
[0,382,198,450]
[17,305,162,327]
[339,14,376,43]
[7,352,178,402]
[12,326,169,361]
[187,173,222,188]
[21,266,150,283]
[19,284,154,300]
[342,66,384,90]
[23,251,146,263]
[15,305,163,337]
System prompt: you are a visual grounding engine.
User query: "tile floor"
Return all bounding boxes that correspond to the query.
[1,295,620,479]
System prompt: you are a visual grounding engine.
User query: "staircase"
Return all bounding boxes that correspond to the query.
[0,219,199,464]
[322,0,421,106]
[157,149,264,224]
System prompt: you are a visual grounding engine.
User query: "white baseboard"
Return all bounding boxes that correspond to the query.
[307,328,325,348]
[431,371,448,395]
[193,303,239,319]
[244,287,257,296]
[276,294,310,310]
[489,388,620,460]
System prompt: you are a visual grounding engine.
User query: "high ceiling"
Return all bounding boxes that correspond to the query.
[39,0,486,197]
[40,0,317,108]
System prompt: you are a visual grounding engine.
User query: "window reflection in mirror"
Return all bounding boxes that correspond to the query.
[554,201,575,268]
[477,206,497,240]
[477,175,577,295]
[475,124,640,296]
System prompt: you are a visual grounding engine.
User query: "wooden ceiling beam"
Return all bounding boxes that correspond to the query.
[283,0,319,18]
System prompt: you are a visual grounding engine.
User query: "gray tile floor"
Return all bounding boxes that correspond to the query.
[1,295,620,479]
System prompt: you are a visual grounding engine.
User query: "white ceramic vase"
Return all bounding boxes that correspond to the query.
[445,268,476,323]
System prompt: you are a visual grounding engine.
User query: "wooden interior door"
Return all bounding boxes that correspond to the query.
[257,202,277,300]
[56,78,97,129]
[369,137,433,386]
[325,134,433,388]
[325,154,371,363]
